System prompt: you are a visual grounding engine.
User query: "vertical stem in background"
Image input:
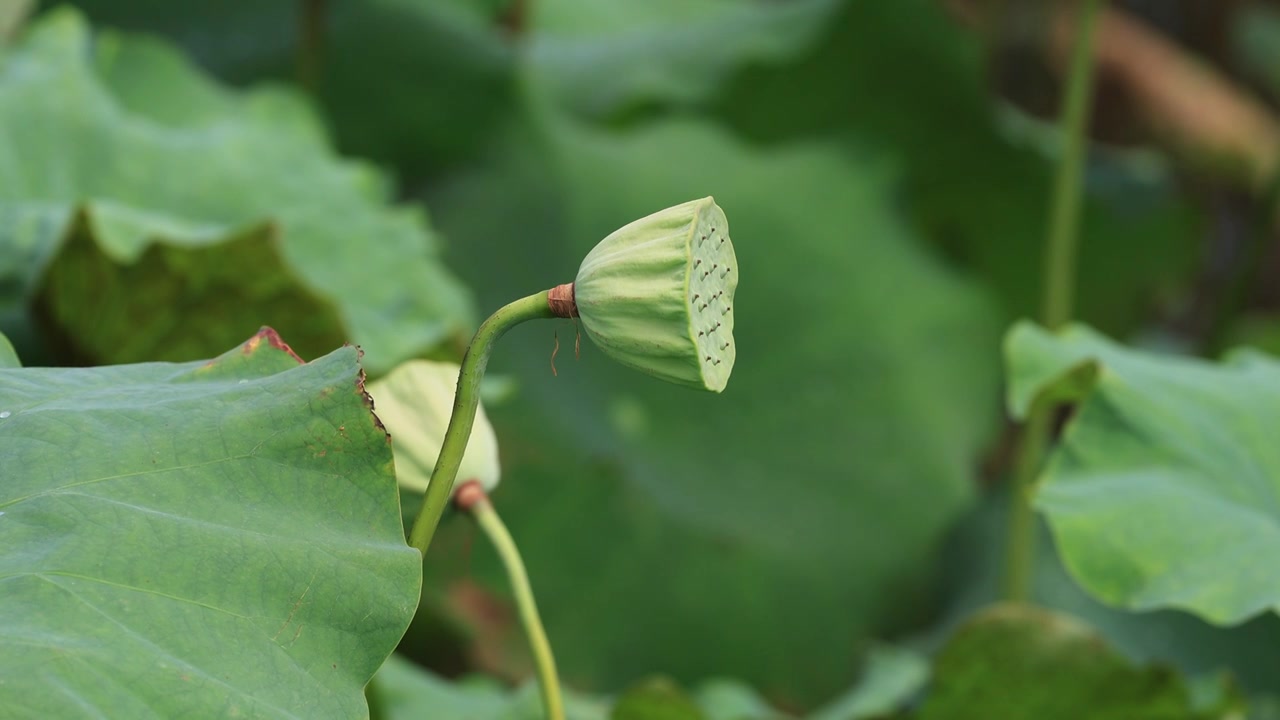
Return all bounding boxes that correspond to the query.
[458,482,564,720]
[1002,409,1051,602]
[297,0,326,92]
[407,291,556,555]
[1041,0,1103,330]
[1003,0,1103,603]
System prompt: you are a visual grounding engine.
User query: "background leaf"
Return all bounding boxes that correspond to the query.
[525,0,841,120]
[0,10,472,372]
[0,329,419,718]
[931,488,1280,698]
[55,0,1202,342]
[48,0,520,180]
[915,604,1243,720]
[1006,321,1280,624]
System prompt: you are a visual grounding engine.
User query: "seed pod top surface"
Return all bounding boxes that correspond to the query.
[574,197,737,392]
[366,360,500,494]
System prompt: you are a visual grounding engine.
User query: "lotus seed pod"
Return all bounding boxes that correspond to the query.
[572,197,737,392]
[366,360,500,494]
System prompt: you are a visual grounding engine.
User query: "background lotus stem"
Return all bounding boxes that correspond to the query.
[1003,0,1103,603]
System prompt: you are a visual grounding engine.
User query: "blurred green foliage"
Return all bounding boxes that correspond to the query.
[9,0,1280,716]
[915,604,1244,720]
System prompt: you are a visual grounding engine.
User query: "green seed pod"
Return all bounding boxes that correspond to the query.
[570,197,737,392]
[367,360,500,495]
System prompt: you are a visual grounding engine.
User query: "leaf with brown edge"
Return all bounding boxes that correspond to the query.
[0,330,419,719]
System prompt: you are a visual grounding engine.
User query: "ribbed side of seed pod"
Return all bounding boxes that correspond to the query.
[574,197,737,392]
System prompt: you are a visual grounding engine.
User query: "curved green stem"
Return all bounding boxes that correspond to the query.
[469,496,564,720]
[407,291,555,554]
[1003,0,1103,603]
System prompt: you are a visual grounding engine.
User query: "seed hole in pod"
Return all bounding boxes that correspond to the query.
[692,293,700,303]
[694,259,702,267]
[722,343,730,350]
[702,272,710,280]
[723,306,731,315]
[715,322,721,329]
[713,359,721,365]
[705,356,712,361]
[698,331,704,337]
[700,303,708,311]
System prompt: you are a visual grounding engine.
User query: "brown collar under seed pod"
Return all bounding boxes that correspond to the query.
[547,283,579,318]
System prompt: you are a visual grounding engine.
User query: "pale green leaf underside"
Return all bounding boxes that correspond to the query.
[0,331,420,719]
[367,359,502,495]
[0,331,19,368]
[1006,321,1280,624]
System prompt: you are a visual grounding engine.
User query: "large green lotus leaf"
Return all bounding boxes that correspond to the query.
[0,329,420,718]
[421,114,1000,704]
[915,604,1243,720]
[1006,321,1280,624]
[0,10,472,372]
